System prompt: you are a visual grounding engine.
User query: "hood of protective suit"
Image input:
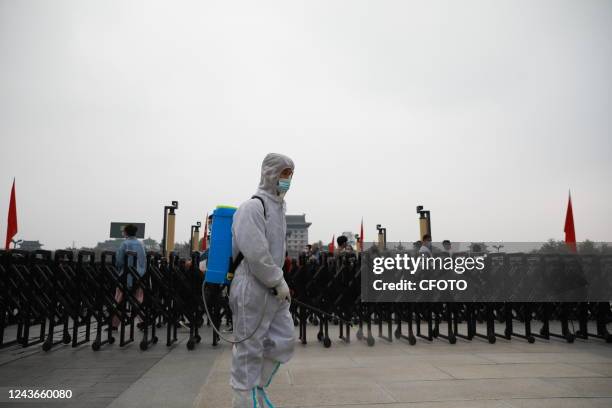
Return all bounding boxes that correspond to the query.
[257,153,295,200]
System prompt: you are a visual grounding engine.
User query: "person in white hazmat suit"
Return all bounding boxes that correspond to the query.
[230,153,295,408]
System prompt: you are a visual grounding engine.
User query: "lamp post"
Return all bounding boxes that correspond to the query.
[416,205,431,241]
[161,201,179,259]
[190,221,202,253]
[376,224,386,250]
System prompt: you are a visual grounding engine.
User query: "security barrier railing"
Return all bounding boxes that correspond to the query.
[0,249,610,352]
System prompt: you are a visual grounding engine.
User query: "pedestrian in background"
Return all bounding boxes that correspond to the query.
[442,239,453,256]
[112,224,147,330]
[334,235,354,256]
[419,234,433,257]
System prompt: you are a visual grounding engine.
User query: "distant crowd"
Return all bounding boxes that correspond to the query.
[298,234,455,265]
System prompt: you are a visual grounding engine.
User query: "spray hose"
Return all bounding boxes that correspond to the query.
[201,284,269,344]
[201,285,352,345]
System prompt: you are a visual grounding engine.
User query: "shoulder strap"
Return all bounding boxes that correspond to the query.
[251,195,266,218]
[226,252,244,281]
[227,196,267,281]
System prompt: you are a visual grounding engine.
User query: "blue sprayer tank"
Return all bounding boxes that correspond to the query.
[205,206,237,284]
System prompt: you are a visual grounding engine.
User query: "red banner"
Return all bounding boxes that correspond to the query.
[5,179,18,250]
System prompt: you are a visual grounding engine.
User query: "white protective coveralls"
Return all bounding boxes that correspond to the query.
[229,153,296,407]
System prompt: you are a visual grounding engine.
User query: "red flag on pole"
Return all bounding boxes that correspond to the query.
[5,179,18,250]
[201,213,208,251]
[328,234,335,253]
[360,218,364,252]
[564,191,576,253]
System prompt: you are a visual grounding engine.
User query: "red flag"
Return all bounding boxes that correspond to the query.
[359,218,364,251]
[201,213,208,251]
[564,191,576,253]
[5,179,18,250]
[328,234,335,253]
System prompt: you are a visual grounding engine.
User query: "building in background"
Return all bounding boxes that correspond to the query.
[18,240,43,251]
[286,214,311,257]
[93,239,123,253]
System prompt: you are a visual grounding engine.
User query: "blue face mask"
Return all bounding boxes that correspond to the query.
[277,178,291,194]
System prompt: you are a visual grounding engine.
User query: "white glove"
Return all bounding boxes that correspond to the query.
[273,279,291,302]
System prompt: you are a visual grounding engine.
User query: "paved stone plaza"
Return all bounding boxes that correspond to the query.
[0,323,611,408]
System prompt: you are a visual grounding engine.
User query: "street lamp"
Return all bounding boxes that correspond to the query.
[376,224,386,250]
[416,205,431,241]
[190,221,202,253]
[162,201,179,259]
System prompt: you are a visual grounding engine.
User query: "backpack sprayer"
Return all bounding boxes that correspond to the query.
[201,205,258,344]
[201,201,350,345]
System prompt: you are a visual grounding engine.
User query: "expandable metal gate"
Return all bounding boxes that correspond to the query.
[0,249,610,352]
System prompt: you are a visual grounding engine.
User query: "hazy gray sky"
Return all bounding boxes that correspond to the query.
[1,0,611,250]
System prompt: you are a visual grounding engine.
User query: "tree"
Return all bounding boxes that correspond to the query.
[173,241,192,259]
[143,237,160,252]
[537,239,610,254]
[600,243,612,254]
[578,239,597,254]
[537,239,570,254]
[468,242,489,254]
[88,239,123,259]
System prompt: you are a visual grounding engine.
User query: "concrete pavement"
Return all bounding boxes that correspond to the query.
[0,322,611,408]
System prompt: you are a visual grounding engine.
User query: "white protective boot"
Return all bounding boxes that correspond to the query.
[232,388,259,408]
[256,359,281,407]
